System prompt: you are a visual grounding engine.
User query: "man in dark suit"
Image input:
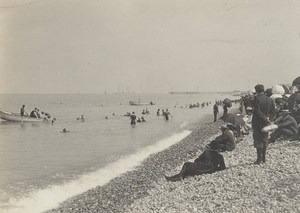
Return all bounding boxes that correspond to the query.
[252,84,276,164]
[164,149,225,182]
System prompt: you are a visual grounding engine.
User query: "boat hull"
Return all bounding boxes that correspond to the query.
[0,111,43,122]
[129,101,154,106]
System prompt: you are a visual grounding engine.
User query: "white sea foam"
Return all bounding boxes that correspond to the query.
[2,130,191,213]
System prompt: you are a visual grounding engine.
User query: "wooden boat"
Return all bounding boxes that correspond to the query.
[0,110,43,122]
[129,101,155,106]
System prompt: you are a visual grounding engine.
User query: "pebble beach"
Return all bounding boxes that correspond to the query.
[47,116,300,213]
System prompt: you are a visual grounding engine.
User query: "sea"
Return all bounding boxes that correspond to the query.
[0,93,236,213]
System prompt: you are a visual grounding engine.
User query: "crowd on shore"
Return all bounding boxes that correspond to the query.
[163,79,300,183]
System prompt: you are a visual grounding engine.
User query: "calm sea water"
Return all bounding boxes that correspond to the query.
[0,93,232,213]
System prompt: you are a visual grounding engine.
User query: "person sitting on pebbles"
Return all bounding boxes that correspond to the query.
[164,149,225,182]
[269,109,299,143]
[207,124,236,152]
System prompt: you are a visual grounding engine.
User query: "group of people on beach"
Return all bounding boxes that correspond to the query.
[165,78,300,182]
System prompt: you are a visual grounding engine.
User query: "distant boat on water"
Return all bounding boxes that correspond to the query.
[129,100,155,106]
[0,110,43,122]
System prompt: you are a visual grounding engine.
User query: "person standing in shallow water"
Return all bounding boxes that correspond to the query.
[130,112,137,126]
[163,109,172,121]
[213,102,219,122]
[252,84,276,165]
[20,105,27,117]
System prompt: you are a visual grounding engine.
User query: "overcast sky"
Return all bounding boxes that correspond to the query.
[0,0,300,94]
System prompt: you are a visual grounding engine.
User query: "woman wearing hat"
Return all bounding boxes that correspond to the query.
[207,124,236,152]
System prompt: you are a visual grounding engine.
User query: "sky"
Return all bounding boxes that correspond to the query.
[0,0,300,94]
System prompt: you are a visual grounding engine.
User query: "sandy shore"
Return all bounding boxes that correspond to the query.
[47,113,300,213]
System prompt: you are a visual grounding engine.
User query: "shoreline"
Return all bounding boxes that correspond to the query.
[47,112,223,213]
[47,108,300,212]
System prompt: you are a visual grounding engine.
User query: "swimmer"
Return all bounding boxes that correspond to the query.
[62,128,69,133]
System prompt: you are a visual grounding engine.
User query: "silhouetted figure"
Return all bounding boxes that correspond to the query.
[213,103,219,122]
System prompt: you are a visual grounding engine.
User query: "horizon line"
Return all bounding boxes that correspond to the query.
[0,90,244,95]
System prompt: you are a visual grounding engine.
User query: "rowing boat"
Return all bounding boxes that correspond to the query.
[0,110,43,122]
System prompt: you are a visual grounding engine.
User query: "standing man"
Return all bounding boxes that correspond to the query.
[20,105,27,117]
[213,102,219,122]
[252,84,275,164]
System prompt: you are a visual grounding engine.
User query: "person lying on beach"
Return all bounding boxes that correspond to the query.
[269,109,299,143]
[164,149,225,182]
[207,125,235,152]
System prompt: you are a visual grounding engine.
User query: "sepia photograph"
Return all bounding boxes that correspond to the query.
[0,0,300,212]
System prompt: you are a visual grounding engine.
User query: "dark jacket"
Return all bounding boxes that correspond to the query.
[30,110,38,118]
[252,93,276,131]
[191,150,225,174]
[213,104,219,113]
[288,92,300,113]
